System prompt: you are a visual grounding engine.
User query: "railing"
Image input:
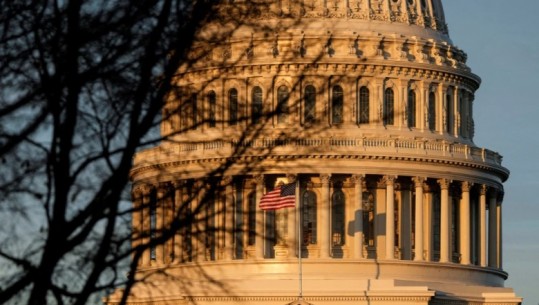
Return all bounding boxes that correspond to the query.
[138,137,505,168]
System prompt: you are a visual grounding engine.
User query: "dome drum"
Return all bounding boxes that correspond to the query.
[109,1,522,304]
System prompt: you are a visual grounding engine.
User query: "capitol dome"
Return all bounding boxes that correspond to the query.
[106,1,521,304]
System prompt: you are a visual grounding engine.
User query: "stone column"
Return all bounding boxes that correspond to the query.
[352,175,365,259]
[413,177,425,261]
[437,84,447,135]
[224,177,235,260]
[287,174,297,259]
[398,79,408,128]
[191,181,204,262]
[419,81,430,131]
[385,176,396,260]
[156,186,167,264]
[479,185,487,267]
[173,183,183,263]
[438,179,450,263]
[400,0,409,23]
[452,86,459,137]
[141,186,152,266]
[374,78,384,126]
[182,183,193,262]
[255,175,265,259]
[423,184,433,262]
[459,181,471,264]
[497,193,504,269]
[163,183,175,264]
[415,0,425,25]
[132,188,143,266]
[320,174,331,259]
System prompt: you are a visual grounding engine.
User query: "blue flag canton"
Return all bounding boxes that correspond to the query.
[280,183,296,196]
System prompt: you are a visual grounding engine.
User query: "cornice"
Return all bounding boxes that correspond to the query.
[186,295,433,302]
[179,61,480,91]
[130,152,508,188]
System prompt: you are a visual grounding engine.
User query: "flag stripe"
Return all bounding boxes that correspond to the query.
[259,183,296,210]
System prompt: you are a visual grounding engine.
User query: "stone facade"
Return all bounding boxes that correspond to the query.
[105,1,521,304]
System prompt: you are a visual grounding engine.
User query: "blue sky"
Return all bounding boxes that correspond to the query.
[444,1,539,304]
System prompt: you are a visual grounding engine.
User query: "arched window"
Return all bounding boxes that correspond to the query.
[277,85,289,124]
[247,192,257,246]
[358,86,370,124]
[331,188,345,246]
[446,91,453,134]
[301,190,317,245]
[408,90,417,128]
[428,91,436,131]
[229,88,238,126]
[208,91,217,128]
[304,85,316,125]
[251,86,263,124]
[331,85,344,124]
[384,88,395,126]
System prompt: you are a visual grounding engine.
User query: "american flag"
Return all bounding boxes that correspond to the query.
[259,183,296,210]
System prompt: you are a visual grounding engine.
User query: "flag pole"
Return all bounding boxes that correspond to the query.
[297,179,303,300]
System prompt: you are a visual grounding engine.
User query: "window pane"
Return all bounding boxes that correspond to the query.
[304,85,316,124]
[446,92,453,133]
[229,88,238,125]
[332,85,343,124]
[208,91,216,128]
[384,88,394,125]
[408,90,416,128]
[359,86,370,124]
[277,86,289,124]
[331,189,345,246]
[252,86,263,124]
[191,93,197,127]
[302,191,317,245]
[429,92,436,131]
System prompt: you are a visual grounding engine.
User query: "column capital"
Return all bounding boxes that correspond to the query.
[320,174,331,185]
[350,174,365,185]
[137,183,154,193]
[437,178,451,190]
[286,174,297,183]
[383,175,397,187]
[253,174,265,185]
[412,176,426,188]
[461,181,473,192]
[488,187,500,200]
[132,186,144,195]
[497,191,505,203]
[172,180,185,189]
[480,184,488,196]
[221,176,234,186]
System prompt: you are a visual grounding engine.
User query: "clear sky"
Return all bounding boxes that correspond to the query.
[443,1,539,304]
